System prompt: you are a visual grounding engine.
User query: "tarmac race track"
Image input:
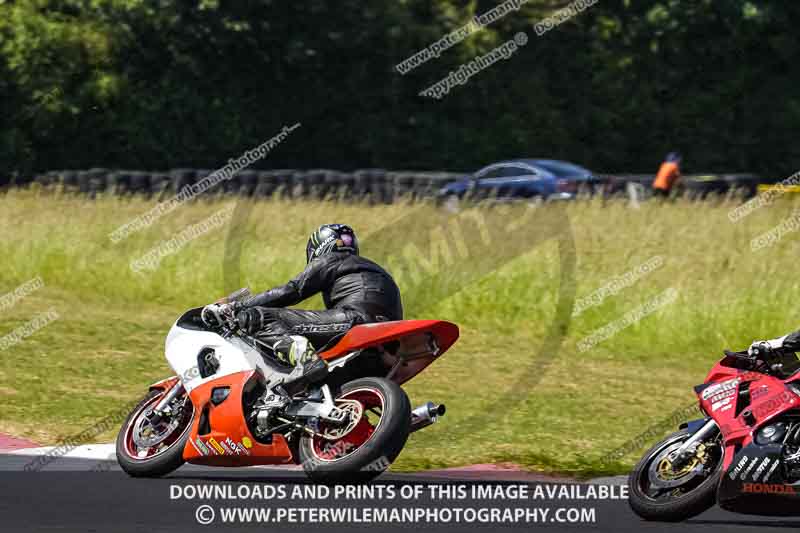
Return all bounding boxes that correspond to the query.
[1,454,799,533]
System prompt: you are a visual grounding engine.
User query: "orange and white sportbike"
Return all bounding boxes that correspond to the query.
[116,289,459,483]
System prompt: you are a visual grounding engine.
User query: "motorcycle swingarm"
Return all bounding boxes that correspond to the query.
[283,384,341,422]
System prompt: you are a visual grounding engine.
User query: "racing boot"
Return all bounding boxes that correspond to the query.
[273,336,329,394]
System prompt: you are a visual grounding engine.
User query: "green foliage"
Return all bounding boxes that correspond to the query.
[1,1,799,178]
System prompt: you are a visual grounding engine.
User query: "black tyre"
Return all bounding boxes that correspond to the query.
[130,172,151,195]
[77,171,91,194]
[116,388,194,478]
[628,429,722,522]
[298,377,411,484]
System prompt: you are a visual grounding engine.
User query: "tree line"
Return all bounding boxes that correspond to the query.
[1,1,796,180]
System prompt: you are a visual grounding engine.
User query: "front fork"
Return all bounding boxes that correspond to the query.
[671,418,720,469]
[148,381,186,425]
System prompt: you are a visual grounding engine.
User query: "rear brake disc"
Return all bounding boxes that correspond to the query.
[320,400,363,440]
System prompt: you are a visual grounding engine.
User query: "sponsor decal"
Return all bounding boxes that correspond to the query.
[224,437,251,456]
[702,378,741,400]
[313,235,336,257]
[730,456,750,480]
[195,438,212,456]
[764,459,781,482]
[742,483,796,495]
[241,436,253,449]
[751,387,769,400]
[712,397,733,412]
[219,440,233,454]
[207,437,226,455]
[741,457,759,480]
[752,457,771,481]
[699,372,763,401]
[752,391,796,419]
[709,389,736,404]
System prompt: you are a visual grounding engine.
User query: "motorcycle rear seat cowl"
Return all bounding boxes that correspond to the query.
[320,320,459,384]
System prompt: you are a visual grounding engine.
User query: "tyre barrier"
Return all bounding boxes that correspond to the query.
[2,169,759,202]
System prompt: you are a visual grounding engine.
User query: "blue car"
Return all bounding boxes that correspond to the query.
[438,159,602,208]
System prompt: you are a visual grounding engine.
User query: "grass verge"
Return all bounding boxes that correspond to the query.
[1,189,798,476]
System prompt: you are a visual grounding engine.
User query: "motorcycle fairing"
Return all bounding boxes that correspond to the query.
[697,369,799,471]
[718,443,800,515]
[149,376,180,392]
[151,317,459,466]
[319,320,459,384]
[180,370,293,466]
[695,362,800,515]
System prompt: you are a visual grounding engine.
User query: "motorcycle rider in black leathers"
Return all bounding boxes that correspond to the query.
[202,224,402,392]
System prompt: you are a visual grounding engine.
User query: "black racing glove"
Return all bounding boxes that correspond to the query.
[201,302,239,328]
[748,337,786,357]
[236,307,265,335]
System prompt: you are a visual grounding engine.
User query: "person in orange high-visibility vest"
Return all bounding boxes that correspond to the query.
[652,152,682,198]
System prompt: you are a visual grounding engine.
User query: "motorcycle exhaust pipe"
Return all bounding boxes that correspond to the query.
[410,402,446,433]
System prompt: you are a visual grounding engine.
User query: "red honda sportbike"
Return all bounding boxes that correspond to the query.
[116,289,458,483]
[629,347,800,520]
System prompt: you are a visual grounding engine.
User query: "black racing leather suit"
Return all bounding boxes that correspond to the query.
[239,252,402,356]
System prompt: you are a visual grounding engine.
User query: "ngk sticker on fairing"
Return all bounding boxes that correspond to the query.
[224,437,251,456]
[195,436,253,457]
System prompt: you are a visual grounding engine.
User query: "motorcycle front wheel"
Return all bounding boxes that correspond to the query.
[628,428,723,522]
[298,377,411,484]
[116,388,194,478]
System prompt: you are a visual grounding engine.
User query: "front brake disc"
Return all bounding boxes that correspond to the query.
[133,408,182,448]
[647,442,706,490]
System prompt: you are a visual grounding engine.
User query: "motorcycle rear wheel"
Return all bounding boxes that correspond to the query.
[628,429,722,522]
[298,377,411,484]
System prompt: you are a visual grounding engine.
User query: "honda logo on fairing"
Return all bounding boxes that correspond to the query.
[742,483,796,494]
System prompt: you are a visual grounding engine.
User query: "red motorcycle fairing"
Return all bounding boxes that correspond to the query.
[695,367,799,470]
[319,320,459,384]
[694,362,800,514]
[149,375,180,392]
[180,370,294,466]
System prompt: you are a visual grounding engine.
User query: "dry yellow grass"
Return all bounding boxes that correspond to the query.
[1,188,798,475]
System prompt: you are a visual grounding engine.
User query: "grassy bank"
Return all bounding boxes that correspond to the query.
[1,189,798,477]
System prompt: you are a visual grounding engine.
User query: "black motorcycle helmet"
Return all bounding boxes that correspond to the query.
[306,224,359,263]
